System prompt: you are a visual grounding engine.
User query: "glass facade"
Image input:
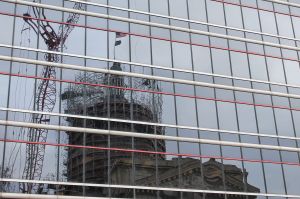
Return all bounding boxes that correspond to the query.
[0,0,300,198]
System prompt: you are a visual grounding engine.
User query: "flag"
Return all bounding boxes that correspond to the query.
[115,40,121,46]
[116,32,127,38]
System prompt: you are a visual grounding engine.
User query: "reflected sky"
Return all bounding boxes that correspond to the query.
[0,0,300,198]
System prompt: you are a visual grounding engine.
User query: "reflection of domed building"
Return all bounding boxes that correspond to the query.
[62,62,259,198]
[62,62,165,195]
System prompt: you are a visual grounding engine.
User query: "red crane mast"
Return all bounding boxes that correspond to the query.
[21,1,84,193]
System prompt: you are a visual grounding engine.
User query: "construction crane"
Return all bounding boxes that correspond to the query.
[21,1,84,194]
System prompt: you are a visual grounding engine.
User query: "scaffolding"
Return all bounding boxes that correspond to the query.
[61,63,164,195]
[63,64,163,124]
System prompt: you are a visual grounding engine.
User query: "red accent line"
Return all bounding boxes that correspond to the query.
[212,0,300,19]
[1,138,300,167]
[1,70,300,112]
[0,9,300,64]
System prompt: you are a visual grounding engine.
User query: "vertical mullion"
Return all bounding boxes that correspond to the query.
[1,0,17,182]
[127,1,135,198]
[56,0,64,189]
[256,0,285,196]
[185,0,205,196]
[271,2,292,197]
[146,1,159,198]
[206,1,228,197]
[202,2,216,198]
[286,0,300,166]
[106,0,111,197]
[239,0,267,196]
[222,1,249,197]
[82,1,88,195]
[248,0,269,196]
[166,0,182,198]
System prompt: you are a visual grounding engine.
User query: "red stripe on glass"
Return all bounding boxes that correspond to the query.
[0,10,299,64]
[0,71,299,112]
[1,138,300,167]
[212,0,300,20]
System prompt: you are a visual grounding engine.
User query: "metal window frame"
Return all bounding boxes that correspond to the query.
[2,0,300,52]
[1,178,300,198]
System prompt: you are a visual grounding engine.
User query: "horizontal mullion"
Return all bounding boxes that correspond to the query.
[66,0,300,43]
[1,120,300,152]
[2,137,300,166]
[213,0,300,20]
[1,106,299,141]
[1,178,300,198]
[0,193,120,199]
[1,43,276,88]
[2,70,300,112]
[1,55,300,99]
[2,43,300,90]
[2,0,300,52]
[0,12,300,78]
[263,0,300,9]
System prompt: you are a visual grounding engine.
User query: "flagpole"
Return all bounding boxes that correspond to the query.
[113,33,116,60]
